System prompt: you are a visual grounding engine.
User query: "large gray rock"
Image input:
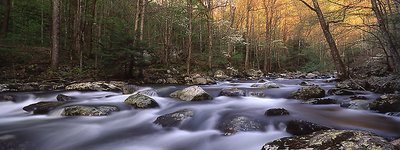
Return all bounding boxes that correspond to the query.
[292,86,326,100]
[262,130,397,150]
[153,109,194,127]
[251,82,280,89]
[62,105,119,116]
[369,94,400,113]
[264,108,290,116]
[23,101,66,114]
[124,93,159,109]
[217,115,264,136]
[66,82,120,91]
[286,120,330,136]
[170,86,212,101]
[219,88,246,97]
[56,94,73,102]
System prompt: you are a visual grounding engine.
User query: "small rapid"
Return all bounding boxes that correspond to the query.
[0,79,399,150]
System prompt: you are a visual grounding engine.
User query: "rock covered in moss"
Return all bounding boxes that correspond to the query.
[23,101,66,114]
[219,88,246,97]
[62,105,119,116]
[264,108,290,116]
[369,94,400,113]
[153,109,194,127]
[170,86,212,101]
[56,94,74,102]
[217,115,264,136]
[124,93,159,108]
[262,130,397,150]
[292,86,325,100]
[66,81,120,91]
[251,82,280,89]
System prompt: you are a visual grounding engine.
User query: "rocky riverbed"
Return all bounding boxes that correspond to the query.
[0,75,400,150]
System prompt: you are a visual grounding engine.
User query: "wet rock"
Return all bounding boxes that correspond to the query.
[291,86,326,100]
[0,134,30,150]
[303,98,337,105]
[264,108,290,116]
[262,130,397,150]
[341,100,370,110]
[251,82,279,89]
[350,95,368,100]
[23,101,66,114]
[328,88,357,95]
[286,120,330,136]
[122,85,140,94]
[299,81,315,86]
[249,91,266,97]
[66,82,120,91]
[170,86,212,101]
[306,73,318,79]
[137,89,158,97]
[124,93,159,109]
[370,94,400,113]
[214,70,229,79]
[56,94,73,102]
[62,105,119,116]
[219,88,245,97]
[217,115,264,136]
[386,112,400,117]
[0,94,16,102]
[391,138,400,148]
[153,109,194,127]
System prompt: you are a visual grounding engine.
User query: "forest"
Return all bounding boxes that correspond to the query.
[1,1,400,150]
[0,0,399,81]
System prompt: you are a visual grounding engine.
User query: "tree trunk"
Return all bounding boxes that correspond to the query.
[73,0,83,69]
[371,0,400,73]
[244,0,251,70]
[51,0,61,68]
[207,0,213,69]
[1,0,11,38]
[311,0,348,79]
[186,0,193,75]
[227,4,235,67]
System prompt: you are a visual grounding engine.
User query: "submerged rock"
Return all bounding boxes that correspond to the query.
[0,134,30,150]
[286,120,330,136]
[23,101,66,114]
[262,130,397,150]
[56,94,73,102]
[249,91,266,97]
[341,100,370,110]
[299,81,315,86]
[124,93,159,109]
[137,89,158,97]
[170,86,212,101]
[219,88,246,97]
[153,109,194,127]
[292,86,326,100]
[328,88,357,95]
[251,82,279,89]
[0,94,16,102]
[217,115,264,136]
[264,108,290,116]
[63,105,119,116]
[303,98,337,105]
[370,94,400,113]
[350,95,368,100]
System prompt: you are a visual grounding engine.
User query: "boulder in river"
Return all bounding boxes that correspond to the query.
[0,134,30,150]
[264,108,290,116]
[217,115,264,136]
[369,94,400,113]
[251,82,280,89]
[340,100,370,110]
[23,101,66,114]
[122,85,141,94]
[62,105,119,116]
[286,120,330,136]
[153,109,194,127]
[56,94,74,102]
[219,88,246,97]
[66,82,120,91]
[303,98,337,105]
[291,86,326,100]
[170,86,212,101]
[124,93,159,109]
[262,130,397,150]
[299,81,315,86]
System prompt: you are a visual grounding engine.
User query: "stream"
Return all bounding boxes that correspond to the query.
[0,79,400,150]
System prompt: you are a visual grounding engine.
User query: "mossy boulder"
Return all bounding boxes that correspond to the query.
[251,83,280,89]
[369,94,400,113]
[286,120,330,136]
[292,86,325,100]
[153,109,194,127]
[124,93,159,108]
[170,86,212,101]
[66,81,120,91]
[219,88,246,97]
[23,101,66,114]
[303,98,337,105]
[262,130,397,150]
[264,108,290,116]
[217,115,264,136]
[62,105,119,116]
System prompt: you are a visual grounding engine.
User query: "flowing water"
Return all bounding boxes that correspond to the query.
[0,79,400,150]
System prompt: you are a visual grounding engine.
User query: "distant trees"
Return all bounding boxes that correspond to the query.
[0,0,11,38]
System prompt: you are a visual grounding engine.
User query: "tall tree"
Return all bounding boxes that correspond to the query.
[299,0,348,79]
[371,0,400,73]
[51,0,61,68]
[244,0,252,70]
[186,0,193,75]
[1,0,11,38]
[206,0,213,69]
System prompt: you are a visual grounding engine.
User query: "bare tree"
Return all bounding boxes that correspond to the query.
[51,0,61,68]
[244,0,252,70]
[299,0,348,79]
[186,0,193,75]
